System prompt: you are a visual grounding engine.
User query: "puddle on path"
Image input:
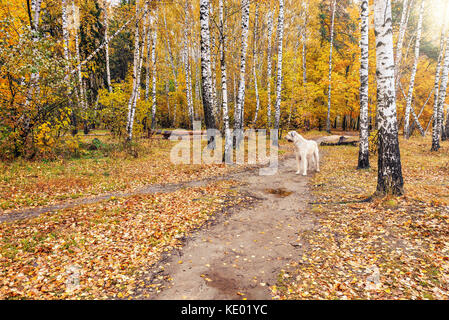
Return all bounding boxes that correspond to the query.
[265,188,293,198]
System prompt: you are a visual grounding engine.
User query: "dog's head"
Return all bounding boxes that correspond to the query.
[285,131,298,142]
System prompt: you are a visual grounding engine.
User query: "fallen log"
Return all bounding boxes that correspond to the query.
[150,130,206,139]
[318,135,359,146]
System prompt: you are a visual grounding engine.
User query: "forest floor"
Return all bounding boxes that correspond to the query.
[274,136,449,300]
[1,132,448,300]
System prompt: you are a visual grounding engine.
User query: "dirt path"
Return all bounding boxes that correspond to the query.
[0,167,261,224]
[138,156,318,300]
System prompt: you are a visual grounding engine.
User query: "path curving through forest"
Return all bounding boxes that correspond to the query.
[136,155,319,300]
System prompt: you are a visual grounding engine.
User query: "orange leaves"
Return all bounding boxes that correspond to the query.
[276,136,449,300]
[0,178,244,299]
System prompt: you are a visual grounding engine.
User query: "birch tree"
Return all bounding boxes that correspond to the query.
[357,0,369,169]
[219,0,232,162]
[234,0,250,146]
[374,0,404,196]
[183,0,195,128]
[403,0,425,138]
[252,3,261,125]
[326,0,336,133]
[71,0,88,134]
[126,0,142,141]
[431,33,448,151]
[163,11,178,126]
[302,0,308,85]
[199,0,217,147]
[434,35,449,145]
[266,9,274,128]
[150,15,158,129]
[103,0,112,93]
[394,0,410,89]
[24,0,43,109]
[274,0,285,134]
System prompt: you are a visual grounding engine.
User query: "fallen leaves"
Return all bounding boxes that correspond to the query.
[0,179,246,299]
[275,136,449,300]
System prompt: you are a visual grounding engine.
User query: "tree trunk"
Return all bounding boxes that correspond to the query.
[234,0,250,146]
[24,0,43,113]
[252,3,261,125]
[183,0,195,128]
[394,0,410,90]
[435,34,449,144]
[266,9,274,128]
[150,15,158,129]
[431,32,448,151]
[126,0,142,141]
[163,11,179,126]
[404,0,424,139]
[104,0,112,93]
[199,0,217,148]
[302,0,308,85]
[274,0,285,136]
[72,0,88,134]
[219,0,232,163]
[443,108,449,141]
[374,0,404,196]
[357,0,369,169]
[326,0,336,133]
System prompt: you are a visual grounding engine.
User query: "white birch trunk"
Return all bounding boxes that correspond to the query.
[150,16,158,129]
[358,0,369,169]
[431,33,448,151]
[199,0,217,148]
[252,3,261,125]
[435,35,449,144]
[266,9,274,128]
[394,0,409,88]
[234,0,250,139]
[374,0,404,195]
[183,0,195,127]
[72,0,88,133]
[126,0,142,140]
[163,11,178,126]
[404,0,424,138]
[326,0,336,133]
[302,0,308,85]
[274,0,285,133]
[104,0,112,93]
[24,0,43,113]
[219,0,232,162]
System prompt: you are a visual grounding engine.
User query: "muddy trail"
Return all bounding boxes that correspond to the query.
[135,155,319,300]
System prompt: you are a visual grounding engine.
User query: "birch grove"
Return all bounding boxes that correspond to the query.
[2,0,449,164]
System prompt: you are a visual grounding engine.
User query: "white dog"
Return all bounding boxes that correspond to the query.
[285,131,320,175]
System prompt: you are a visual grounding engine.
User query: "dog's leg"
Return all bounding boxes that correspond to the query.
[302,153,307,176]
[315,147,320,172]
[295,153,301,174]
